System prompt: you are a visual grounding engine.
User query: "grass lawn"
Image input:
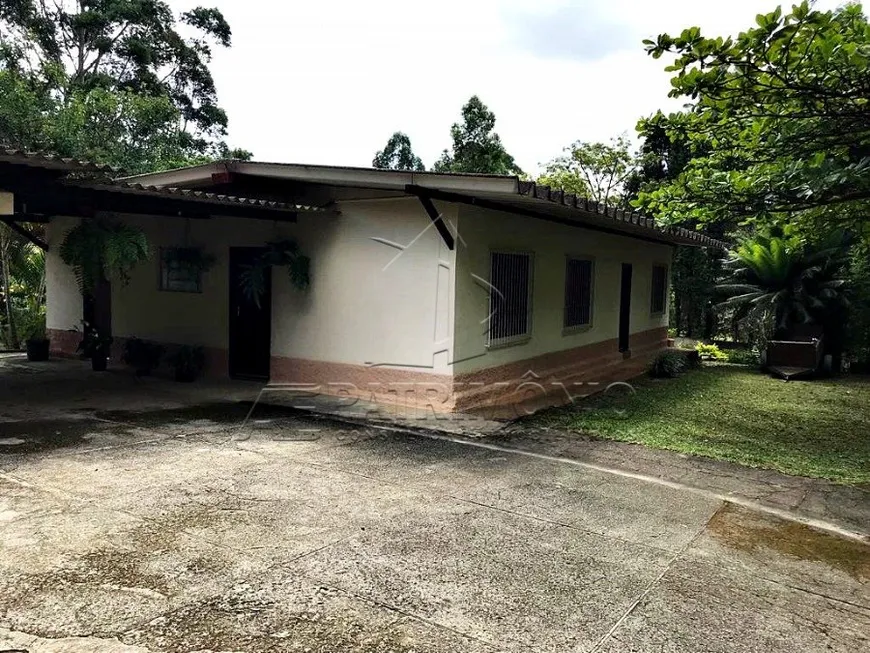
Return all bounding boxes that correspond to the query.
[533,365,870,485]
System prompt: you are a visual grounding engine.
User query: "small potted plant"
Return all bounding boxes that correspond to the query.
[122,337,165,376]
[77,327,114,371]
[168,345,205,382]
[24,321,50,362]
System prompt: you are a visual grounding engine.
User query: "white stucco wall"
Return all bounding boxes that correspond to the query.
[44,198,455,374]
[272,198,455,372]
[45,216,84,333]
[453,205,672,375]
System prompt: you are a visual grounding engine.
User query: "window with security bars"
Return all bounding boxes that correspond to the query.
[564,258,594,329]
[651,264,668,314]
[488,252,532,344]
[159,248,203,293]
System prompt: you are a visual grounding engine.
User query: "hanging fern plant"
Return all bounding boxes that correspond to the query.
[59,219,150,294]
[239,240,310,307]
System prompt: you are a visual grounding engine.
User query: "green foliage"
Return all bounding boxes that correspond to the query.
[0,0,231,138]
[695,342,727,361]
[0,2,248,172]
[845,245,870,362]
[636,3,870,235]
[239,240,310,308]
[649,350,688,378]
[537,136,636,208]
[59,219,149,295]
[434,96,523,175]
[725,348,761,366]
[717,229,850,339]
[373,132,425,171]
[671,246,722,338]
[627,114,726,339]
[0,224,45,348]
[122,338,165,375]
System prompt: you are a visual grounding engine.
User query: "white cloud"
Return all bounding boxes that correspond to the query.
[169,0,844,174]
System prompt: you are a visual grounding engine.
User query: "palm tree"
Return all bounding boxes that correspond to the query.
[717,231,849,339]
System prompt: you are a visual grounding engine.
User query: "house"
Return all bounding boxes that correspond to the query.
[4,152,724,413]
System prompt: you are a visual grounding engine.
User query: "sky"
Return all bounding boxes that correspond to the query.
[171,0,841,175]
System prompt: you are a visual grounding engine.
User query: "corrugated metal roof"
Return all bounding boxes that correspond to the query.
[0,148,120,173]
[71,180,325,213]
[516,180,728,249]
[0,149,326,213]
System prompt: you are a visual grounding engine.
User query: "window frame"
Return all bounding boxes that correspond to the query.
[486,249,534,349]
[650,263,668,316]
[562,255,595,334]
[158,247,205,294]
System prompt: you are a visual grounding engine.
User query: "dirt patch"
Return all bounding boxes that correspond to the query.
[708,503,870,581]
[0,417,115,454]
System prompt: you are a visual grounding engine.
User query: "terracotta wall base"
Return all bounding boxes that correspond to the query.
[269,327,668,415]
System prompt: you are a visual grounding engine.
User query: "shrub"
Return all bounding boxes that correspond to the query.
[726,348,761,366]
[696,342,728,361]
[650,350,688,378]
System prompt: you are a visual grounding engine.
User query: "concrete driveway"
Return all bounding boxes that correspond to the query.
[1,358,868,652]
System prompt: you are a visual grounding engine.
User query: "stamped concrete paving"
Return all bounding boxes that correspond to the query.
[1,363,869,652]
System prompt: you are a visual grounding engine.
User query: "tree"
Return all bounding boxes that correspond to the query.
[718,230,849,343]
[636,2,870,235]
[0,225,45,348]
[373,132,425,171]
[0,1,245,170]
[434,96,523,175]
[537,136,636,208]
[627,114,726,339]
[0,0,231,140]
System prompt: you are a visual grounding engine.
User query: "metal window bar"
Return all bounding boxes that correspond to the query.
[489,252,531,344]
[564,259,593,328]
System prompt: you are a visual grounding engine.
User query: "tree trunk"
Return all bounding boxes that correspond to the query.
[0,229,17,348]
[674,294,683,336]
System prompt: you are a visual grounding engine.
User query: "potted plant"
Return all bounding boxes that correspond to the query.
[22,317,50,361]
[77,327,113,371]
[122,337,165,376]
[25,331,50,361]
[168,345,205,382]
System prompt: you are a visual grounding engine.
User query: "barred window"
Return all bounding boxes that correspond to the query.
[564,258,594,329]
[488,252,532,344]
[159,248,203,293]
[651,264,668,314]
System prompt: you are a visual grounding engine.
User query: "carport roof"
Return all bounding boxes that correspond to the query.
[125,160,728,249]
[0,149,323,220]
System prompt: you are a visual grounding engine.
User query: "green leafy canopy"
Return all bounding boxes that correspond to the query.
[537,136,637,208]
[0,1,248,172]
[373,132,425,171]
[635,2,870,236]
[434,96,523,175]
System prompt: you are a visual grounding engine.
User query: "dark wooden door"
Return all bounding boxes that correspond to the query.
[229,247,271,380]
[618,263,633,353]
